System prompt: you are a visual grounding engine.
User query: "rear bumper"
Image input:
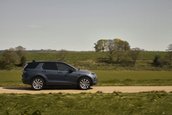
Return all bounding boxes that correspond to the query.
[22,74,31,84]
[22,78,30,84]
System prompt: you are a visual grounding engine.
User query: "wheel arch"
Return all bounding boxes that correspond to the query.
[31,75,47,84]
[77,76,93,86]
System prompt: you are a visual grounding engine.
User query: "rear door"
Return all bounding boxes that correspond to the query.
[42,62,60,84]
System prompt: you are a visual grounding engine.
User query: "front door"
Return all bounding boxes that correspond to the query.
[42,62,61,84]
[56,63,75,85]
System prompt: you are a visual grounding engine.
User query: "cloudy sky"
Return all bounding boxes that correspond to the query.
[0,0,172,51]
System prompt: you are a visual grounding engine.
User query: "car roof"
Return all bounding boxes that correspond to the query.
[26,60,77,70]
[28,60,66,64]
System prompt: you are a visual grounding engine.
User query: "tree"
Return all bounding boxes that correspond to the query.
[20,56,27,66]
[15,46,26,57]
[15,46,26,51]
[94,39,109,52]
[152,55,163,67]
[108,39,130,63]
[95,38,134,66]
[15,46,27,66]
[0,46,27,69]
[94,38,130,52]
[167,44,172,64]
[129,48,140,65]
[0,50,19,69]
[112,39,130,51]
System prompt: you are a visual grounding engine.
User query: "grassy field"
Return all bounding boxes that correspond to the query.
[0,92,172,115]
[25,51,167,61]
[0,51,171,115]
[95,70,172,86]
[0,70,22,87]
[0,51,171,70]
[0,70,172,87]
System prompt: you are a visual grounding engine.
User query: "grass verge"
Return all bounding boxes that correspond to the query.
[0,92,171,115]
[95,70,172,86]
[0,70,172,86]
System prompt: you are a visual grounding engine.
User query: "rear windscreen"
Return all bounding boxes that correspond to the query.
[24,62,39,70]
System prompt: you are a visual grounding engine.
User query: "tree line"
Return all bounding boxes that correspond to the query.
[94,38,172,67]
[0,39,172,70]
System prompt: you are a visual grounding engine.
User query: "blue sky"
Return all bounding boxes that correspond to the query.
[0,0,172,51]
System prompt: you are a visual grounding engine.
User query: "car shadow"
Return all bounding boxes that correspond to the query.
[3,85,93,91]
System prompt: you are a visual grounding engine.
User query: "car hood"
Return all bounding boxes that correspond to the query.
[77,70,91,74]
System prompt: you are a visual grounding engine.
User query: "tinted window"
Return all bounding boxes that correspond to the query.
[42,62,57,70]
[57,63,71,71]
[24,62,39,70]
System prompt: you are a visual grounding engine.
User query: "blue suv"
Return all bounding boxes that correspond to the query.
[22,61,97,90]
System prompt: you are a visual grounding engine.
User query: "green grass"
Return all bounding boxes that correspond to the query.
[138,51,167,60]
[95,70,172,86]
[25,51,103,65]
[0,92,172,115]
[25,51,167,61]
[0,70,172,87]
[0,70,23,87]
[25,51,106,69]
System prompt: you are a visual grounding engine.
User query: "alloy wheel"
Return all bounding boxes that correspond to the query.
[79,78,91,90]
[32,78,44,90]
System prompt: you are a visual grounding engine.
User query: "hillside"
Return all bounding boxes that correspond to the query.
[22,51,169,70]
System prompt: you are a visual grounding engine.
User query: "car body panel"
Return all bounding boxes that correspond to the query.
[22,61,97,87]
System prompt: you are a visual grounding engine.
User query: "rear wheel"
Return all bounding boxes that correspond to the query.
[31,77,45,90]
[78,77,91,90]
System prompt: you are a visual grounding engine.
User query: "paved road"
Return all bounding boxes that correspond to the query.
[0,86,172,94]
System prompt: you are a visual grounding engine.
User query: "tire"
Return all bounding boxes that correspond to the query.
[31,77,45,90]
[78,77,91,90]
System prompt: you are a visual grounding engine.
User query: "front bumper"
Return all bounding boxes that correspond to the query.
[90,73,97,85]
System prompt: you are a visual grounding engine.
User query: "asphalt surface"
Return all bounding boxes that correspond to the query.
[0,86,172,94]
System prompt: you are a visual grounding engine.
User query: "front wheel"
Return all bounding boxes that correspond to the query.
[78,77,91,90]
[31,77,45,90]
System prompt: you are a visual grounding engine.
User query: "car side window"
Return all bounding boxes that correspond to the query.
[57,63,70,72]
[24,62,39,70]
[42,62,57,70]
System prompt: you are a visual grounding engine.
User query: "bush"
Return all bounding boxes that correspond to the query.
[152,55,162,67]
[152,55,170,68]
[0,50,19,69]
[97,51,137,67]
[19,56,27,67]
[0,60,14,70]
[0,46,27,69]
